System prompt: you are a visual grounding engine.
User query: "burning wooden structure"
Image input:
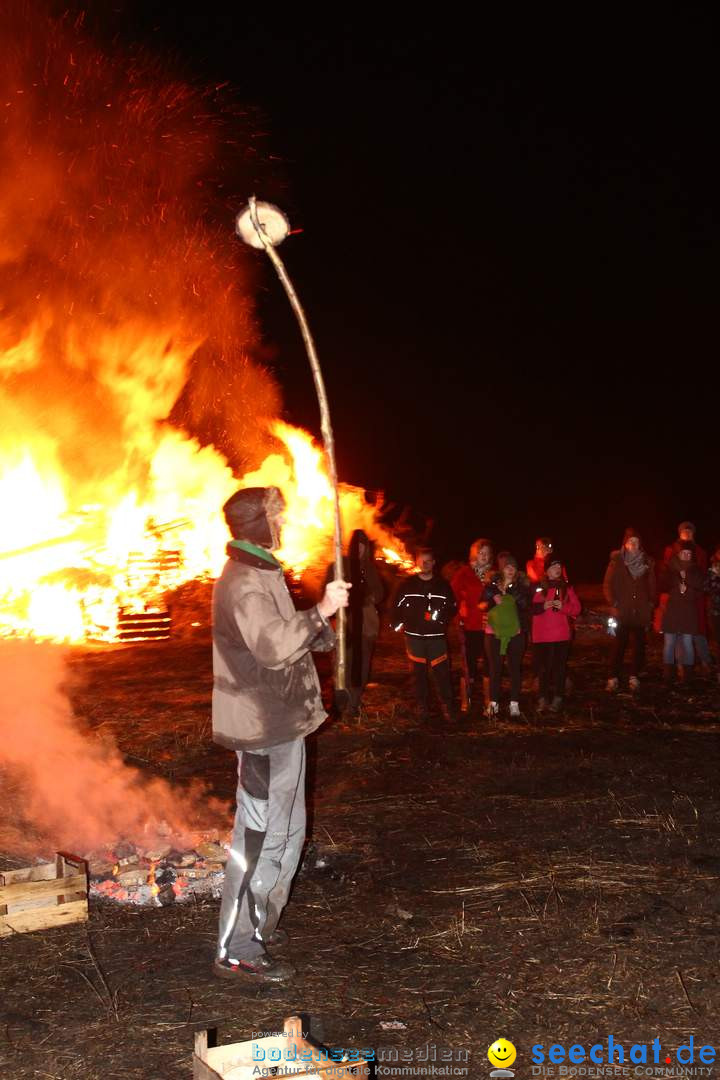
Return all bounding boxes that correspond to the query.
[1,421,414,645]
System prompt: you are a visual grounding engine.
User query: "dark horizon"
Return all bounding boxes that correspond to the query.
[85,6,717,579]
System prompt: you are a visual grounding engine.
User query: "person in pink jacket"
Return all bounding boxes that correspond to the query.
[531,553,581,714]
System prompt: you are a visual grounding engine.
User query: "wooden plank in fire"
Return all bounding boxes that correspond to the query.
[117,610,171,642]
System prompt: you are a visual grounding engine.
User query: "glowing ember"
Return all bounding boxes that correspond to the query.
[87,832,230,907]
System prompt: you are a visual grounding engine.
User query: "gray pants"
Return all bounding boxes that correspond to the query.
[217,739,306,961]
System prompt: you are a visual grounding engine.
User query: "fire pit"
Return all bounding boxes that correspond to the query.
[87,828,230,907]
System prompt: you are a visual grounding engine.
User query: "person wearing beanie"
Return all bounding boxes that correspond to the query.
[451,538,495,712]
[483,554,531,718]
[603,529,656,692]
[661,521,712,674]
[213,486,350,984]
[531,554,581,713]
[659,542,706,683]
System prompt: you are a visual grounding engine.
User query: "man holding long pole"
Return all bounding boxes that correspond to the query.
[212,202,350,983]
[213,485,349,982]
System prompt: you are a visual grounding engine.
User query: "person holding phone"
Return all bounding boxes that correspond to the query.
[531,554,581,713]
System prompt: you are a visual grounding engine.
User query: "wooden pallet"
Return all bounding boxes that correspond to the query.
[0,853,88,937]
[193,1016,370,1079]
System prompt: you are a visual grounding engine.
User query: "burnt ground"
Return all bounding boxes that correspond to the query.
[1,589,720,1079]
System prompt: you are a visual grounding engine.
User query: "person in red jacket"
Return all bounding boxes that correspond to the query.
[451,538,494,712]
[526,537,568,584]
[531,554,581,713]
[526,537,554,584]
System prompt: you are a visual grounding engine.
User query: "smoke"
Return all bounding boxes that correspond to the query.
[0,640,227,857]
[0,2,281,502]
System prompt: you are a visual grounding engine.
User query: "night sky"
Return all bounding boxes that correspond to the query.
[91,7,717,579]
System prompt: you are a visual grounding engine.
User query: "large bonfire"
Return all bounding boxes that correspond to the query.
[0,7,411,645]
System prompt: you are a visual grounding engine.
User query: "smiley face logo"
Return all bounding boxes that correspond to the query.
[488,1039,517,1069]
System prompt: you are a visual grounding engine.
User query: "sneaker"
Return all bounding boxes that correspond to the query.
[606,677,619,692]
[628,675,640,692]
[549,696,563,713]
[485,701,499,719]
[509,701,521,718]
[536,697,548,714]
[213,951,295,983]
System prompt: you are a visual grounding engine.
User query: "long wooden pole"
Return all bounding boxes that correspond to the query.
[246,198,346,692]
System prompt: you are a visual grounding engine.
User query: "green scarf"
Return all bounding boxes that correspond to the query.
[487,594,520,655]
[228,539,283,569]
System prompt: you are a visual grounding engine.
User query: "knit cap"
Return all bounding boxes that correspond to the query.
[223,486,285,547]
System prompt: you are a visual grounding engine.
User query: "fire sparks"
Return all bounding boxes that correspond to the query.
[0,8,413,645]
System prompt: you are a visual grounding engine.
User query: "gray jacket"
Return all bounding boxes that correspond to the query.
[212,557,335,751]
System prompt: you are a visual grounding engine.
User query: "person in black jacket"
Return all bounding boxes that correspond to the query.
[602,527,656,692]
[660,543,706,683]
[391,548,457,721]
[327,529,385,717]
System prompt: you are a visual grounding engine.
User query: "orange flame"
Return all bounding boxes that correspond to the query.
[242,421,414,576]
[0,10,413,643]
[0,420,412,641]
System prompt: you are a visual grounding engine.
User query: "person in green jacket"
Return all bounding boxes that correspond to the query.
[483,555,530,718]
